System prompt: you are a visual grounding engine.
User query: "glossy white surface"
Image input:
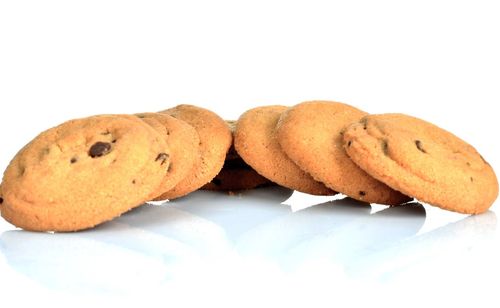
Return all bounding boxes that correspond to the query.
[1,0,499,307]
[1,187,498,307]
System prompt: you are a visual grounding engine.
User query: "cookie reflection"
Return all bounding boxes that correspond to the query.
[0,188,497,295]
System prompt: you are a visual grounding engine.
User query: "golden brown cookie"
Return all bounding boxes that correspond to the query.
[1,115,170,231]
[343,113,499,214]
[234,105,334,195]
[276,101,410,205]
[136,112,200,199]
[158,104,232,199]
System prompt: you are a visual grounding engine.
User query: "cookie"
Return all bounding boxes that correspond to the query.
[1,115,170,231]
[158,104,232,199]
[202,120,273,191]
[343,113,499,214]
[234,105,334,195]
[136,112,200,199]
[276,101,410,205]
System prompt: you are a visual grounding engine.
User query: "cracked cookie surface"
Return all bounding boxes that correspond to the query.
[1,115,170,231]
[276,101,410,205]
[235,105,334,195]
[343,113,498,214]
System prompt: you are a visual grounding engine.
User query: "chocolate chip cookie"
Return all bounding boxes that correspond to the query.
[1,115,170,231]
[158,105,232,199]
[234,105,334,195]
[343,113,498,214]
[276,101,410,205]
[136,112,200,200]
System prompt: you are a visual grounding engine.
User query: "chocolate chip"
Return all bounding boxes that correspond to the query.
[112,139,117,143]
[132,179,136,184]
[347,141,352,147]
[89,142,112,158]
[382,140,389,155]
[359,191,366,196]
[415,140,427,153]
[155,153,169,165]
[70,157,78,164]
[0,197,3,204]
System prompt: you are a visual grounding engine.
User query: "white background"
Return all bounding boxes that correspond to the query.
[0,1,499,307]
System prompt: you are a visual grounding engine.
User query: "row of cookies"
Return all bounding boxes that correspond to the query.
[0,105,233,232]
[232,101,498,214]
[0,101,498,232]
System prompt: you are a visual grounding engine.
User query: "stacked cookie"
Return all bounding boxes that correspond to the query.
[0,105,232,231]
[0,101,498,232]
[233,101,498,215]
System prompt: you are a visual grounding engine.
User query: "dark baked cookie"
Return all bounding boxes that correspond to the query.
[276,101,410,205]
[343,113,498,214]
[158,105,232,199]
[1,115,170,231]
[234,105,334,195]
[201,162,274,191]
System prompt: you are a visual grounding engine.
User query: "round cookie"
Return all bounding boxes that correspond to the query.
[343,113,498,214]
[136,113,200,199]
[234,105,334,195]
[1,115,171,231]
[158,104,232,200]
[276,101,410,205]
